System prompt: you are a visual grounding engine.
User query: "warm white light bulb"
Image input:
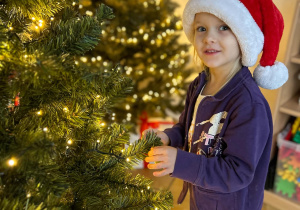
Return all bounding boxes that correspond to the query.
[80,57,87,63]
[86,11,93,16]
[8,159,16,167]
[143,34,149,40]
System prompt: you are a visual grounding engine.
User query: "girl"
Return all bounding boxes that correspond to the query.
[144,0,289,209]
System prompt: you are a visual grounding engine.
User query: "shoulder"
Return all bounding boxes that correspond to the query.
[230,76,271,115]
[241,77,267,104]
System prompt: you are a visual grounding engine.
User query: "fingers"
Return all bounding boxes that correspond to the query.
[145,155,163,163]
[147,161,166,170]
[147,146,165,156]
[147,161,171,177]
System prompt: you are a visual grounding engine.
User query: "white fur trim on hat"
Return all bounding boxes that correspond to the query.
[253,61,288,90]
[183,0,264,67]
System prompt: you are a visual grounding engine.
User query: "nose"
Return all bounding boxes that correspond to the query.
[203,30,217,44]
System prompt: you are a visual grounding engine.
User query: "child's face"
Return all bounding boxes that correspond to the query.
[193,13,241,71]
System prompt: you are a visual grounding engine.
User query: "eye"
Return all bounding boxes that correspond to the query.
[220,25,230,31]
[196,26,206,32]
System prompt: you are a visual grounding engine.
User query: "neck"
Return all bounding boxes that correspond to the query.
[202,60,242,96]
[209,60,242,85]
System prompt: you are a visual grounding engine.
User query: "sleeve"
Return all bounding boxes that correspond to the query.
[171,103,271,193]
[163,78,198,148]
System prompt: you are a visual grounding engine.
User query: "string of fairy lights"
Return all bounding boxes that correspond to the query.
[4,0,186,141]
[6,106,152,206]
[5,1,141,194]
[2,1,180,208]
[5,2,184,204]
[6,0,188,125]
[76,0,188,125]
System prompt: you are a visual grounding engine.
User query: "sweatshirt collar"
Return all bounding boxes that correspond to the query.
[198,66,252,101]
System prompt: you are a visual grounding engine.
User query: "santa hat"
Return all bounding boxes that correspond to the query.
[182,0,288,90]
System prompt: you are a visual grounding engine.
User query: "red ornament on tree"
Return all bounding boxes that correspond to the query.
[14,92,20,107]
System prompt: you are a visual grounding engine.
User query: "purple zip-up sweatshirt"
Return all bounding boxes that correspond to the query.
[164,67,273,210]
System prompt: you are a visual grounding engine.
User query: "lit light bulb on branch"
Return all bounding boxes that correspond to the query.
[8,158,17,167]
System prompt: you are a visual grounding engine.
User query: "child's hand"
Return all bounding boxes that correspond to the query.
[142,129,170,146]
[145,146,177,177]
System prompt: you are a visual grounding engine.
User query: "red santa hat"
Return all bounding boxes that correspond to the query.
[182,0,288,90]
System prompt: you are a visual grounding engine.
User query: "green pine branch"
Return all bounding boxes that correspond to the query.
[28,4,114,55]
[0,1,174,209]
[0,0,73,20]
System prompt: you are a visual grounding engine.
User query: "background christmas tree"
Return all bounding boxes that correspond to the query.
[0,0,172,209]
[77,0,192,128]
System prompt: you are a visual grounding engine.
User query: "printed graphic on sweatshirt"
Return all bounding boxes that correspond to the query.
[189,111,228,157]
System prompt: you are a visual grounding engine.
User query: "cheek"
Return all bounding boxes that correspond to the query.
[193,36,204,51]
[226,33,241,54]
[225,37,241,56]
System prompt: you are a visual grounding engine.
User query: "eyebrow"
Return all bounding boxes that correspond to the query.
[194,20,226,25]
[194,21,202,24]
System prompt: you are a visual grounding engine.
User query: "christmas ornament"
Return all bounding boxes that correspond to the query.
[14,92,20,107]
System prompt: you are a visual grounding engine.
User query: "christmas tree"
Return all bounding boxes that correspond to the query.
[0,0,172,209]
[77,0,192,127]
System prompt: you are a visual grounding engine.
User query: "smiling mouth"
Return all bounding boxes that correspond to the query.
[205,50,220,53]
[204,50,221,55]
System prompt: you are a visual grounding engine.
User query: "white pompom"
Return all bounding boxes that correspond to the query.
[253,61,288,90]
